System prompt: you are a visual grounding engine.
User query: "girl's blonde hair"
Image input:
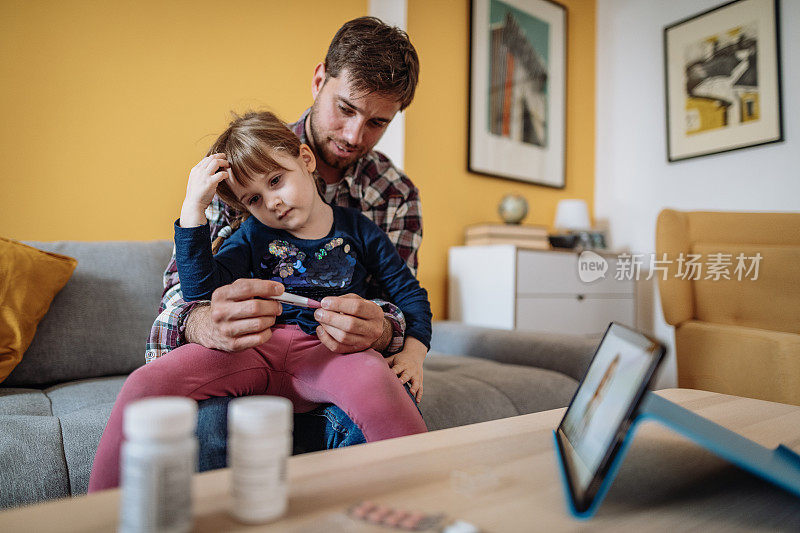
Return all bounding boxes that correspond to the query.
[208,111,312,253]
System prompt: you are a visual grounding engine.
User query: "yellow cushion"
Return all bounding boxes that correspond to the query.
[692,243,800,334]
[0,238,77,383]
[676,320,800,405]
[656,209,800,329]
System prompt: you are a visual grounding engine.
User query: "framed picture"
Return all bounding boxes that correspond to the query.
[468,0,566,188]
[664,0,783,162]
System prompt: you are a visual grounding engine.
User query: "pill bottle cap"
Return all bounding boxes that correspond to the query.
[229,396,292,435]
[123,396,197,441]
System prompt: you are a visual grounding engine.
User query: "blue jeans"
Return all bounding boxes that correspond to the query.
[194,385,420,471]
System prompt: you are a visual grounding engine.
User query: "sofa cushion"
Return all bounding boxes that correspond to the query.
[421,354,578,431]
[0,237,77,383]
[39,376,125,497]
[0,388,52,416]
[430,321,599,382]
[3,241,172,388]
[0,415,70,509]
[421,363,519,429]
[60,403,115,497]
[427,353,579,412]
[45,376,127,417]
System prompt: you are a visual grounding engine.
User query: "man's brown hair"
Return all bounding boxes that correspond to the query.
[325,16,419,110]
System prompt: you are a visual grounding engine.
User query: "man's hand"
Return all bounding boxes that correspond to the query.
[385,337,427,403]
[313,294,386,354]
[184,279,284,352]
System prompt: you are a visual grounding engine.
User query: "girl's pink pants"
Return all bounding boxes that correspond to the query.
[88,325,427,492]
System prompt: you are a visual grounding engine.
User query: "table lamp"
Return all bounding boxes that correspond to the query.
[554,199,591,231]
[551,199,593,250]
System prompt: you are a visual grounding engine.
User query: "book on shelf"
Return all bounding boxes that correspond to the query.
[465,223,549,239]
[464,235,551,250]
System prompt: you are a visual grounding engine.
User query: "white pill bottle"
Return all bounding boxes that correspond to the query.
[228,396,293,524]
[118,397,198,533]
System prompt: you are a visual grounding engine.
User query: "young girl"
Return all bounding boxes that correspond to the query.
[88,111,430,491]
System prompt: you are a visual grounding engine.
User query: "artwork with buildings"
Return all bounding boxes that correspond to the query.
[684,23,759,135]
[664,0,782,162]
[488,1,549,147]
[469,0,566,186]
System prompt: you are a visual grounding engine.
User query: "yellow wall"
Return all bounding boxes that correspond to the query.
[1,0,595,321]
[0,0,366,241]
[407,0,596,319]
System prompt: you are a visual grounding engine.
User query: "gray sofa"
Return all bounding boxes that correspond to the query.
[0,241,598,510]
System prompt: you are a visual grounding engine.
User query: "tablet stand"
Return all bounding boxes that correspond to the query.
[554,391,800,519]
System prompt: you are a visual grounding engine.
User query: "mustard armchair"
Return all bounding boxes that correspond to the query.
[656,209,800,405]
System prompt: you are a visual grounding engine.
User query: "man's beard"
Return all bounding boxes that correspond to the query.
[308,101,363,170]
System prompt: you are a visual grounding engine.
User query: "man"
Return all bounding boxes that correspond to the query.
[146,16,424,468]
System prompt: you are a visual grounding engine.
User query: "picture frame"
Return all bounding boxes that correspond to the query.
[664,0,783,162]
[468,0,567,188]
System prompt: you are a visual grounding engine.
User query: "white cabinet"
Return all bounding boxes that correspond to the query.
[448,245,635,336]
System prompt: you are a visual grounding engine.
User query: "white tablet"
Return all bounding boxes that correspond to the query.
[555,322,666,513]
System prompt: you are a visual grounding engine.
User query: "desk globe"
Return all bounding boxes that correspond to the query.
[498,194,529,224]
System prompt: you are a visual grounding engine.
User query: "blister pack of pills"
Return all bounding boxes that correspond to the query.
[344,501,479,533]
[347,500,445,531]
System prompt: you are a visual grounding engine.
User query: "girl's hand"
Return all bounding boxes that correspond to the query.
[385,337,427,403]
[180,153,230,227]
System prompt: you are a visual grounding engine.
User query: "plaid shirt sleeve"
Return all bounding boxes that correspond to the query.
[383,185,422,276]
[371,298,407,355]
[144,196,233,363]
[378,183,422,354]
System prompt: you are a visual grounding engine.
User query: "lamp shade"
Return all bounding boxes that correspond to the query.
[554,199,591,231]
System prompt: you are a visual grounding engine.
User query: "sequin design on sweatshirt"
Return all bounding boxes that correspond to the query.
[261,238,356,289]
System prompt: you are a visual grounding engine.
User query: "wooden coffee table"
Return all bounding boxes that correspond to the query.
[2,389,800,532]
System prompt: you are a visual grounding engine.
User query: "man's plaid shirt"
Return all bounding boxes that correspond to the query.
[145,109,423,363]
